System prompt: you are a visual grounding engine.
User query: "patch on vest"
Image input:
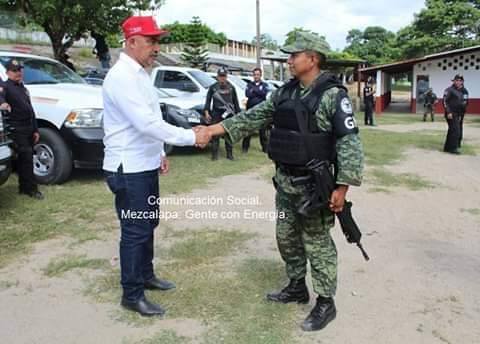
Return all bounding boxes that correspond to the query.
[340,97,353,114]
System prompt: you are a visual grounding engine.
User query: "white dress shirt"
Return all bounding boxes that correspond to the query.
[102,53,195,173]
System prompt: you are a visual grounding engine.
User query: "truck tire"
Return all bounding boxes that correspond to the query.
[0,161,11,186]
[33,128,72,184]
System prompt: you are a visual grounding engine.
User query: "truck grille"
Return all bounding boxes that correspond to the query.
[0,110,12,144]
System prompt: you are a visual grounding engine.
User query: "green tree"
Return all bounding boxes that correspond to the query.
[344,26,399,64]
[284,27,327,46]
[251,33,278,50]
[180,16,208,69]
[0,0,164,64]
[395,0,480,58]
[160,20,227,46]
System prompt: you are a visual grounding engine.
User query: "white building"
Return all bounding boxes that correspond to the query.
[359,45,480,114]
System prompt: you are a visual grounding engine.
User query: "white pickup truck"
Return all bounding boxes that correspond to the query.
[152,66,247,110]
[0,52,205,184]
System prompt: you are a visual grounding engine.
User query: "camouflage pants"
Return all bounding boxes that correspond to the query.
[275,188,337,297]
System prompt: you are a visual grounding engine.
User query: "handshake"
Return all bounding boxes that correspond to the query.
[193,125,213,148]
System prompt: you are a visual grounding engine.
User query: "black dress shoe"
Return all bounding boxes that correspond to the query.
[266,278,309,304]
[121,297,166,317]
[20,190,44,200]
[144,277,176,291]
[301,296,336,331]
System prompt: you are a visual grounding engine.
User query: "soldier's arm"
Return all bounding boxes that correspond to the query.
[232,86,240,113]
[204,86,213,113]
[209,91,276,142]
[443,88,451,113]
[321,88,364,186]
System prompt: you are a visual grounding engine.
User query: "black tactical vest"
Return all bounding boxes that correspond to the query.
[267,74,346,166]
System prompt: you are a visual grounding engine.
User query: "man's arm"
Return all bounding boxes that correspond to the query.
[0,82,10,111]
[322,88,364,187]
[204,86,213,113]
[258,82,269,98]
[245,83,254,98]
[105,77,204,146]
[232,86,240,113]
[207,93,276,142]
[443,88,452,114]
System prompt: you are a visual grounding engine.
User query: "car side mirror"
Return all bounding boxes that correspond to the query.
[182,83,199,93]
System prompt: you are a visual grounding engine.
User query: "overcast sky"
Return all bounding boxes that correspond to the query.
[154,0,426,50]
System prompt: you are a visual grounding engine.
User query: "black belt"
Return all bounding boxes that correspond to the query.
[277,164,310,177]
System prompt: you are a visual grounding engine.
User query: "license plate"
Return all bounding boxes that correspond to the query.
[188,117,201,123]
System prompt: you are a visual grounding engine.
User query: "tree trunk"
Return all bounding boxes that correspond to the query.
[45,28,73,64]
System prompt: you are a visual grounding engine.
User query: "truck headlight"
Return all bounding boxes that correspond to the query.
[64,109,103,128]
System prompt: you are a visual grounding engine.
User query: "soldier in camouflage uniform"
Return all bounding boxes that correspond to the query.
[200,32,364,331]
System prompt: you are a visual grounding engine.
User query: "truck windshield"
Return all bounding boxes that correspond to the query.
[0,57,86,85]
[188,70,216,89]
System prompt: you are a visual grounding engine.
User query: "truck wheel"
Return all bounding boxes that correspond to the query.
[0,161,11,186]
[33,128,72,184]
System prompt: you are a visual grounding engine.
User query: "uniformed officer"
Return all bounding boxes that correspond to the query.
[423,88,437,122]
[204,67,240,160]
[0,59,43,199]
[363,76,375,126]
[198,32,364,331]
[443,74,469,154]
[242,67,270,153]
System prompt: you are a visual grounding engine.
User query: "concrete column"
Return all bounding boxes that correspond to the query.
[375,70,383,114]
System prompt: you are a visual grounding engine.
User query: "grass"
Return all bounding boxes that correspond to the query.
[127,330,190,344]
[368,168,436,191]
[43,255,109,277]
[162,229,254,267]
[460,208,480,216]
[162,140,269,195]
[465,116,480,128]
[0,140,269,267]
[373,113,428,125]
[360,128,476,166]
[84,228,298,344]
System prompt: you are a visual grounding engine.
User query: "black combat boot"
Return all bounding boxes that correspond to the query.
[266,278,309,304]
[226,146,234,160]
[301,296,336,331]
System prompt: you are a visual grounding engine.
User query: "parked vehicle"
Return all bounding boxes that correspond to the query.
[152,66,216,95]
[0,52,207,184]
[0,51,104,184]
[0,110,13,186]
[81,67,108,86]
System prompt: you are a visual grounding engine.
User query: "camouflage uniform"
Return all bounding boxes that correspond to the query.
[222,40,364,297]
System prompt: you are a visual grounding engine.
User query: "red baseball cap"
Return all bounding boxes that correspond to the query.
[121,16,169,40]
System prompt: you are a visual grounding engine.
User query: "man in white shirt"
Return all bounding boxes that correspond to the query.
[103,15,210,317]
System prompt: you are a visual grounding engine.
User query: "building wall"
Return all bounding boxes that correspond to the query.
[413,51,480,114]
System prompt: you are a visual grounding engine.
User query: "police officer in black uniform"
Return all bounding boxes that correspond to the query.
[0,59,43,199]
[204,67,240,160]
[242,67,270,153]
[443,74,469,154]
[363,77,375,126]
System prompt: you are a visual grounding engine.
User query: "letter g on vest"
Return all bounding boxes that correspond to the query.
[332,90,359,138]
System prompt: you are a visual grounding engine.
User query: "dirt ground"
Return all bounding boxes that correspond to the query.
[1,122,479,344]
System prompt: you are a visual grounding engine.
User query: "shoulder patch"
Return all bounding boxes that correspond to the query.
[340,97,353,114]
[332,90,358,138]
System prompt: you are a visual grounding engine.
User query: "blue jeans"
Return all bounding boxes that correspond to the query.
[105,167,159,302]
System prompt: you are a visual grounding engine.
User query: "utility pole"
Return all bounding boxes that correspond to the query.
[256,0,261,67]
